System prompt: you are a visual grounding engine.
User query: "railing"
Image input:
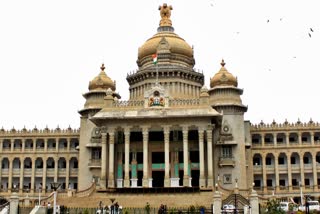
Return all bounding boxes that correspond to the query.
[112,100,144,108]
[88,159,101,167]
[74,182,96,198]
[169,99,200,107]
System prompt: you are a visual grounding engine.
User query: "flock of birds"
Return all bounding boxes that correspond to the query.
[208,1,316,39]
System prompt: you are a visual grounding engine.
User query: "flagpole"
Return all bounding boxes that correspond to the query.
[156,62,159,86]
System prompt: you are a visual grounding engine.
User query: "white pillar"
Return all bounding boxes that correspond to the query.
[207,126,214,187]
[198,128,205,187]
[182,126,189,187]
[108,131,115,188]
[164,126,170,187]
[124,128,130,187]
[142,127,149,187]
[100,132,107,188]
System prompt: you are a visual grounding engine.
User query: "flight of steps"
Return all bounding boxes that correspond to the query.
[57,191,214,208]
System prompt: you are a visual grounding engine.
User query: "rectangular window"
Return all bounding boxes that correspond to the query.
[278,157,285,165]
[277,138,283,142]
[266,157,272,165]
[267,179,273,187]
[221,146,232,158]
[279,179,286,186]
[291,157,296,164]
[305,179,310,186]
[254,180,261,187]
[292,179,298,186]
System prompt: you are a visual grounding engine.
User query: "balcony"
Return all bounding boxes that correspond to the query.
[218,156,235,167]
[88,159,101,168]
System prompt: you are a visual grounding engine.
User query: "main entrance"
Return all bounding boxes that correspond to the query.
[152,171,164,187]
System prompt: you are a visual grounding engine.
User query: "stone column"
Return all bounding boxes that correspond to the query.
[55,137,59,152]
[8,159,12,193]
[213,190,222,214]
[10,139,13,152]
[299,153,305,189]
[298,132,302,145]
[66,159,70,190]
[198,128,205,187]
[22,138,25,152]
[124,128,131,187]
[42,158,47,193]
[19,159,24,193]
[31,158,35,193]
[100,132,107,188]
[312,153,318,191]
[287,153,292,191]
[67,138,70,151]
[285,133,290,146]
[9,193,19,214]
[142,126,149,187]
[44,138,47,152]
[262,153,267,193]
[249,189,259,214]
[207,126,214,188]
[108,131,115,188]
[273,133,277,146]
[274,153,279,192]
[163,126,170,187]
[261,134,265,147]
[54,158,58,183]
[182,126,189,187]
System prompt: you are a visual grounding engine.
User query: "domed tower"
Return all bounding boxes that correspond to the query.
[78,64,120,189]
[209,60,249,190]
[79,64,120,116]
[126,3,204,100]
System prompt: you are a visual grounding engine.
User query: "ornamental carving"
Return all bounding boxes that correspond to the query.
[149,91,165,107]
[158,3,173,27]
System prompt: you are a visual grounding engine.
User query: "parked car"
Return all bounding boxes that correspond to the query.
[222,204,236,213]
[298,200,320,211]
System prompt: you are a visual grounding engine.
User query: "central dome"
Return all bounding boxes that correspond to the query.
[138,31,193,60]
[137,4,194,68]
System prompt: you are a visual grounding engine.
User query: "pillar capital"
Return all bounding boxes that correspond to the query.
[124,126,131,136]
[141,126,150,134]
[198,127,205,134]
[162,125,170,134]
[207,124,215,131]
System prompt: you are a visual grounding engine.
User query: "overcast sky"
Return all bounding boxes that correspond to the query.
[0,0,319,130]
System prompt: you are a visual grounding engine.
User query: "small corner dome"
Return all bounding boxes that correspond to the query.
[89,64,116,91]
[210,59,238,88]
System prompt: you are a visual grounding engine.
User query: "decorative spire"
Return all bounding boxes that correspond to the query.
[158,3,173,27]
[220,59,226,67]
[100,63,105,71]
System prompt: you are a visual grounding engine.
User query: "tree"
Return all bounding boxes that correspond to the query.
[265,199,286,214]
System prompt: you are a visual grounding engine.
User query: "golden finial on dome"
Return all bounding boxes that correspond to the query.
[159,3,173,27]
[100,63,105,71]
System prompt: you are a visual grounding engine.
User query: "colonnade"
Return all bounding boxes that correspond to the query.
[253,151,320,192]
[100,125,215,188]
[0,156,78,193]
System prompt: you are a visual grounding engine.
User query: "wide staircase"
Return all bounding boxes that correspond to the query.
[56,190,214,208]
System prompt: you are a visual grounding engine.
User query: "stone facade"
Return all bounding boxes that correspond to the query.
[0,4,319,206]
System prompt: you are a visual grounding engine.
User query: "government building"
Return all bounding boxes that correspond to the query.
[1,3,319,209]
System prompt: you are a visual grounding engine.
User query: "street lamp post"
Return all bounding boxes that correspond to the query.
[51,182,61,214]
